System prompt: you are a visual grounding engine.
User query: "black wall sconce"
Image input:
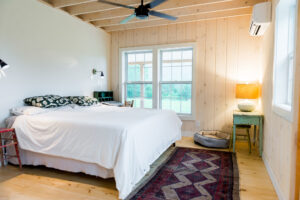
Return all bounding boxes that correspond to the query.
[0,59,9,70]
[0,59,10,78]
[92,68,104,78]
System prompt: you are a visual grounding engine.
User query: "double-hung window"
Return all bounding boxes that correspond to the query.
[273,0,298,121]
[124,51,153,108]
[159,48,193,115]
[122,44,195,119]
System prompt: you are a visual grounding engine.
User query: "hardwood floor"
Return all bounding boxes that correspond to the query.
[177,137,278,200]
[0,137,277,200]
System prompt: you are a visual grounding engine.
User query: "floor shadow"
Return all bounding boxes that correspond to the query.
[0,164,116,190]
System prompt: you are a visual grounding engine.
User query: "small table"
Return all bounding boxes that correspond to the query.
[233,110,264,156]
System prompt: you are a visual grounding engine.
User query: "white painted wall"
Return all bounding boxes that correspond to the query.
[0,0,111,126]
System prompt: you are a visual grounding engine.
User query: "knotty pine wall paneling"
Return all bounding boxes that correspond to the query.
[110,15,262,133]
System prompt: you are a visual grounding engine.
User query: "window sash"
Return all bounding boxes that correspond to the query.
[158,48,193,115]
[125,83,153,108]
[124,51,153,109]
[125,51,153,83]
[272,0,297,121]
[274,0,296,107]
[159,82,192,115]
[160,48,193,82]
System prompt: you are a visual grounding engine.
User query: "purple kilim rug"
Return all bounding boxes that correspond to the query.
[127,147,239,200]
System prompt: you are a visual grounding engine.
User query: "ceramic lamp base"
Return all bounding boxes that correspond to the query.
[238,101,256,112]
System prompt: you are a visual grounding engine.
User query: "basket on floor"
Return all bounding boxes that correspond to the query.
[194,131,230,149]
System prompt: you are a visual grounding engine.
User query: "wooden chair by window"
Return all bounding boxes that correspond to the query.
[124,100,134,107]
[235,125,252,153]
[232,110,263,156]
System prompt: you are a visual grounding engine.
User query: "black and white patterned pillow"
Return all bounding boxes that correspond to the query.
[54,96,72,106]
[68,96,98,106]
[24,95,62,108]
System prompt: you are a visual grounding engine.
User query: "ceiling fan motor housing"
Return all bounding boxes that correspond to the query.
[135,5,149,19]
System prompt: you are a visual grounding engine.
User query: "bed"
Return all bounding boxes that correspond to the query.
[6,104,182,199]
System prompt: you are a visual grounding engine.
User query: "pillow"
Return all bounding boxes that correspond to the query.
[10,106,47,116]
[24,95,71,108]
[55,96,72,107]
[68,96,99,106]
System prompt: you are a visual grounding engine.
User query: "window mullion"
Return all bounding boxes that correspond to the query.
[153,48,158,109]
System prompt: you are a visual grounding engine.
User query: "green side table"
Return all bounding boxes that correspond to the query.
[233,110,264,156]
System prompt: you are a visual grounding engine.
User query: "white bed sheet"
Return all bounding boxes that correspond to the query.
[11,105,182,199]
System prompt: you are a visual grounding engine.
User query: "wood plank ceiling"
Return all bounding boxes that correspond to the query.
[40,0,266,32]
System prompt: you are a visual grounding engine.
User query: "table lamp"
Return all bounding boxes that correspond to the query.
[236,83,260,112]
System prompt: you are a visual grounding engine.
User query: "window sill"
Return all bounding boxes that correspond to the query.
[272,104,293,122]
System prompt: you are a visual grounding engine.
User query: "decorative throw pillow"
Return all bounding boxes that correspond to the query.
[68,96,99,106]
[54,96,72,106]
[24,95,70,108]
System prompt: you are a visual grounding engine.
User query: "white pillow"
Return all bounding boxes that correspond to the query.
[10,106,47,116]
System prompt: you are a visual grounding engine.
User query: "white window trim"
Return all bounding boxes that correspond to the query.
[119,43,197,120]
[272,0,298,122]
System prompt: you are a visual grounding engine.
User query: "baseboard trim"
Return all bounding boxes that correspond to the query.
[262,154,285,200]
[181,131,194,137]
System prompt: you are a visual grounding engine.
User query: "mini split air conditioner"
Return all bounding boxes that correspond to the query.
[249,2,272,36]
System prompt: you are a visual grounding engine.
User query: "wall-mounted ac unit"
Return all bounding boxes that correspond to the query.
[249,2,272,36]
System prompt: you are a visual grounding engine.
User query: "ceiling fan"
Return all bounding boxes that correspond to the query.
[98,0,177,24]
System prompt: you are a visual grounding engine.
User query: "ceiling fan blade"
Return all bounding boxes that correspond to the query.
[98,0,135,9]
[149,10,177,21]
[120,14,136,24]
[146,0,167,9]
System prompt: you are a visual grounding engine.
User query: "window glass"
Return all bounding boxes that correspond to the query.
[123,46,194,116]
[125,51,153,108]
[160,48,193,115]
[126,84,153,108]
[273,0,297,109]
[161,84,192,114]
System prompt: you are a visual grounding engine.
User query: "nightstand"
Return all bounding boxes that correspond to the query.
[233,110,264,156]
[0,128,22,168]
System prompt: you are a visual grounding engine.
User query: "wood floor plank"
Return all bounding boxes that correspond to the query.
[0,137,277,199]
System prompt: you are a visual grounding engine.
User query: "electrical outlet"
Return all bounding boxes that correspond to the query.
[195,121,200,129]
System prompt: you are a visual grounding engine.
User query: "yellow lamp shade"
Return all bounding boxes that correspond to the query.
[236,83,260,99]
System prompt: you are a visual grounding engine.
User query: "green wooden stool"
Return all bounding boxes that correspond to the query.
[230,125,252,153]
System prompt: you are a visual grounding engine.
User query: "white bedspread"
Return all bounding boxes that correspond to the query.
[11,105,182,199]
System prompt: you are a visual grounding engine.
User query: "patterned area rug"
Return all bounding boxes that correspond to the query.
[127,147,239,200]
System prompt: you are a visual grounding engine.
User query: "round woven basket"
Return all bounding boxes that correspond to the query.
[194,131,230,149]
